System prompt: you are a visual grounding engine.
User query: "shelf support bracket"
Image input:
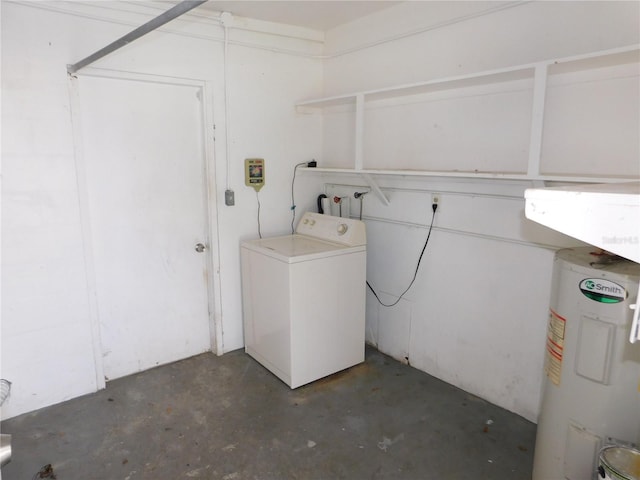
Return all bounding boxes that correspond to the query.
[527,63,548,177]
[361,173,390,206]
[354,94,365,170]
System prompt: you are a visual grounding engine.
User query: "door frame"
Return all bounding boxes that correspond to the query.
[68,67,222,390]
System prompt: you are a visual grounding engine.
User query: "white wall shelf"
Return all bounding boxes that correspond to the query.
[525,181,640,262]
[297,44,640,200]
[297,64,536,108]
[301,167,637,184]
[298,45,638,109]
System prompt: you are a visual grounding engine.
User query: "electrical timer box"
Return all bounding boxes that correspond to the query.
[245,158,265,192]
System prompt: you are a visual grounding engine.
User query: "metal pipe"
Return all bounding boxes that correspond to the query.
[0,434,11,467]
[67,0,208,74]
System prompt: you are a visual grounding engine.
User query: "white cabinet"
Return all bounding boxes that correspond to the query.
[296,45,639,185]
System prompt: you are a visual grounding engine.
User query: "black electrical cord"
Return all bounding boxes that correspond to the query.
[256,190,262,239]
[290,161,308,234]
[367,203,438,307]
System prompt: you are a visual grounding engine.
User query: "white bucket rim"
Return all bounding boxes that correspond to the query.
[599,446,640,480]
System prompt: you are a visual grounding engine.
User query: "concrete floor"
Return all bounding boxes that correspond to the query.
[1,348,536,479]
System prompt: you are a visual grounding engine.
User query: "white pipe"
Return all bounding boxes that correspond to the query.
[222,16,231,190]
[630,284,640,343]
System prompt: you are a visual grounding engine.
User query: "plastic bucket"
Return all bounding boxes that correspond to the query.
[598,446,640,480]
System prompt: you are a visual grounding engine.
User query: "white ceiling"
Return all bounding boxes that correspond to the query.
[193,1,402,31]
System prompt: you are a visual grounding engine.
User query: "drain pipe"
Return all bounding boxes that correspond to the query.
[67,0,208,74]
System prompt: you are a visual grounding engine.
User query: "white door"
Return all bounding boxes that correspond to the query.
[77,74,212,381]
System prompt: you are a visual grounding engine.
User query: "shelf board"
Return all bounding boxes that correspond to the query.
[296,66,535,109]
[300,167,637,184]
[364,66,534,103]
[525,181,640,263]
[547,45,640,75]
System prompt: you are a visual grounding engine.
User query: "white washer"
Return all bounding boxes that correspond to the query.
[240,212,367,388]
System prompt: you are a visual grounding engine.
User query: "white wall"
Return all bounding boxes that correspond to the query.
[1,1,325,418]
[319,176,583,422]
[323,1,640,92]
[314,1,640,422]
[2,0,638,423]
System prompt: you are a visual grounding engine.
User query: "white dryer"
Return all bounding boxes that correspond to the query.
[240,212,367,388]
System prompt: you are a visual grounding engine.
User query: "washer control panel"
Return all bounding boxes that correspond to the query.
[296,212,366,246]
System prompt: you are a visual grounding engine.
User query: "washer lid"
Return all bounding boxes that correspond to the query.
[242,234,365,263]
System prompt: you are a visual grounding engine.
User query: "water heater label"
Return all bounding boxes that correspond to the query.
[545,309,566,386]
[579,278,626,303]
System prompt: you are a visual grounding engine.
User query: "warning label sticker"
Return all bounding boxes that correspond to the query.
[545,309,566,386]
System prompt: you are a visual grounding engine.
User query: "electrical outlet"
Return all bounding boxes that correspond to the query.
[431,193,440,206]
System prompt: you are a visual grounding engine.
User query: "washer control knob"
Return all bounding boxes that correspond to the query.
[303,219,309,224]
[337,223,348,235]
[310,220,316,226]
